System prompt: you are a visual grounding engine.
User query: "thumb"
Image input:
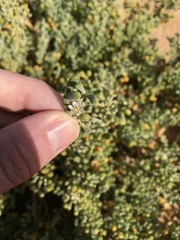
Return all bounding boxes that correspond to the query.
[0,110,79,193]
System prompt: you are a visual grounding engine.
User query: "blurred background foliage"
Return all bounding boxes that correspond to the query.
[0,0,180,239]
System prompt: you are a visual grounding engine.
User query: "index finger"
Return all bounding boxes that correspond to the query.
[0,69,65,112]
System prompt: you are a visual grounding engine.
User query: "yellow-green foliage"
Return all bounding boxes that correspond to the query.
[0,0,180,239]
[0,0,31,71]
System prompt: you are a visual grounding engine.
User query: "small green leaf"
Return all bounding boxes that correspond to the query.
[69,74,79,82]
[65,90,81,100]
[65,86,73,95]
[86,94,98,104]
[119,112,126,126]
[80,122,92,134]
[75,82,86,94]
[91,117,101,124]
[68,81,77,88]
[68,81,86,94]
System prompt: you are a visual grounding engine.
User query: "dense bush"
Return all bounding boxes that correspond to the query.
[0,0,180,239]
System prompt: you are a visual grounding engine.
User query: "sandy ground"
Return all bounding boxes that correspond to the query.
[117,2,180,142]
[151,10,180,54]
[118,1,180,54]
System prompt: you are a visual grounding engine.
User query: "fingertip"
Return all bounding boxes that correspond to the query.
[47,113,80,156]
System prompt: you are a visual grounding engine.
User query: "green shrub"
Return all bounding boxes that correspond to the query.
[0,0,180,239]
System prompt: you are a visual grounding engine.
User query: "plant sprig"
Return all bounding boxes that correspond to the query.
[63,75,100,133]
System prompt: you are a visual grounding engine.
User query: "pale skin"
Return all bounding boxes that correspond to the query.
[0,69,80,194]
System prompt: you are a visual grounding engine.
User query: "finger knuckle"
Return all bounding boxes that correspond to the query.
[2,141,34,186]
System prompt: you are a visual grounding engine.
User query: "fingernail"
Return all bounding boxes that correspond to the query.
[47,116,79,155]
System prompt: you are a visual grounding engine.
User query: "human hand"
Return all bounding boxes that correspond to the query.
[0,69,79,193]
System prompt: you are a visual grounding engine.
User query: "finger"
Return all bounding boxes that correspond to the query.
[0,110,30,128]
[0,69,65,112]
[0,110,80,193]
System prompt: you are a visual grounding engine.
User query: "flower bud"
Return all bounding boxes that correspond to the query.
[79,113,91,122]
